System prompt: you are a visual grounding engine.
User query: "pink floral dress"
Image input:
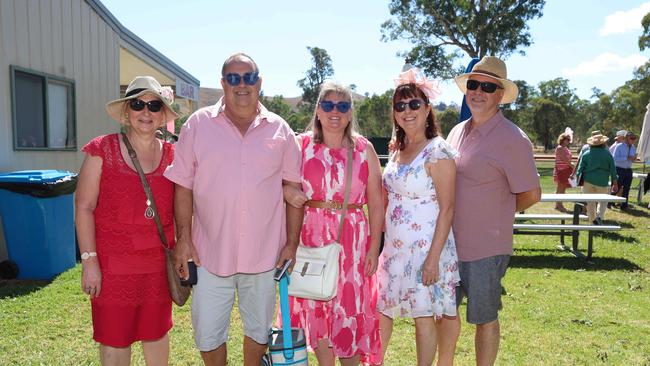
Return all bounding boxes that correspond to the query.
[378,136,460,319]
[284,132,382,365]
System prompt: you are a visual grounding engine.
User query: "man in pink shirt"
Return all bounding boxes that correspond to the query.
[164,53,303,366]
[445,56,541,366]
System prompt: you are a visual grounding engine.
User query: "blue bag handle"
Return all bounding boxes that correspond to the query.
[278,274,295,360]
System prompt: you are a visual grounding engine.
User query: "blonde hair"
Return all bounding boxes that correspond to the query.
[306,81,359,147]
[557,132,570,145]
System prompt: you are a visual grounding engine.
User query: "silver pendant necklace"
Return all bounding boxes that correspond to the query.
[145,198,155,219]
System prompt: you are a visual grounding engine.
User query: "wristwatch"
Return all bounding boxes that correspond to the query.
[81,252,97,260]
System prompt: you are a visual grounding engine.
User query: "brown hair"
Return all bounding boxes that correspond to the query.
[391,83,437,151]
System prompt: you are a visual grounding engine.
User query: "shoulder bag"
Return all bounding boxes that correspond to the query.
[287,147,352,301]
[122,133,191,307]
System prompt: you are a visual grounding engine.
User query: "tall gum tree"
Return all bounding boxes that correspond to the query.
[381,0,546,78]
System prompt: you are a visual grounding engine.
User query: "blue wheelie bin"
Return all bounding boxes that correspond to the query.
[0,170,77,280]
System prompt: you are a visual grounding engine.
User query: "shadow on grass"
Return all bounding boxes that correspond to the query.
[619,206,650,218]
[593,230,639,243]
[510,251,644,271]
[0,279,50,298]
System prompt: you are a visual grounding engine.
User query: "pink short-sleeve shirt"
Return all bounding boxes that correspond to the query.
[446,111,540,262]
[164,99,301,276]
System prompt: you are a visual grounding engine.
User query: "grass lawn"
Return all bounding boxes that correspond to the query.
[1,163,649,365]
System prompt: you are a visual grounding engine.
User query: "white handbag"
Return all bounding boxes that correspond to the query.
[288,147,353,301]
[288,243,342,301]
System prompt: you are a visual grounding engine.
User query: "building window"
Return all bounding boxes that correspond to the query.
[10,66,76,150]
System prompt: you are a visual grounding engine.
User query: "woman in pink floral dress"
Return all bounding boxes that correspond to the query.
[283,82,383,365]
[377,68,460,366]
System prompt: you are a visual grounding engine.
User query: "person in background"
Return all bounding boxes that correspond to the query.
[553,131,574,212]
[283,82,383,365]
[164,53,303,366]
[575,132,619,225]
[609,130,627,154]
[610,131,637,210]
[445,56,541,366]
[572,130,602,187]
[76,76,179,365]
[376,67,460,366]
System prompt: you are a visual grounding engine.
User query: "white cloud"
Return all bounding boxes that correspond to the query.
[600,2,650,36]
[562,53,648,77]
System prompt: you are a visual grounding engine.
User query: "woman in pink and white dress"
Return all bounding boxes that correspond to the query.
[283,82,384,365]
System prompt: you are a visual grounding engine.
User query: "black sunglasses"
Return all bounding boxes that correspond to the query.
[129,99,164,113]
[224,72,259,86]
[320,100,351,113]
[393,99,425,112]
[466,79,503,93]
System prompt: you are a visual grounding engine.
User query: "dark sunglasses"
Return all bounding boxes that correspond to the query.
[320,100,351,113]
[393,99,424,112]
[466,79,503,93]
[129,99,164,112]
[224,72,259,86]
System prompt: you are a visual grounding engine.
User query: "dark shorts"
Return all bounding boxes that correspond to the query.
[456,255,510,324]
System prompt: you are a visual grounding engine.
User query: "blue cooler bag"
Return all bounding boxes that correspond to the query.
[264,274,308,365]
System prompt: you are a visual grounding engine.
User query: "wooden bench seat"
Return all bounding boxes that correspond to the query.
[513,223,621,260]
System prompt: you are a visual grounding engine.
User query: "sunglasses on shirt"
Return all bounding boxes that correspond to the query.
[224,72,260,86]
[393,99,425,112]
[129,99,164,113]
[319,100,352,113]
[466,79,503,93]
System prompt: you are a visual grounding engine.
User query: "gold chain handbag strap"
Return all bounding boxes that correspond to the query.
[121,133,169,249]
[336,146,354,242]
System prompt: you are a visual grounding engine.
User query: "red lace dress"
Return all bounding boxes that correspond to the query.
[82,133,175,347]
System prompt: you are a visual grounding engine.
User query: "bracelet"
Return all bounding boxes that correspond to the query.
[81,252,97,260]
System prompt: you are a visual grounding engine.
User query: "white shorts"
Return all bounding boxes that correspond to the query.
[191,267,276,351]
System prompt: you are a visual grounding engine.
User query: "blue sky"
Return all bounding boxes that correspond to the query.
[102,0,650,105]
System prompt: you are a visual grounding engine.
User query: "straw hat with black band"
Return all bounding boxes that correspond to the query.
[454,56,519,104]
[106,76,179,124]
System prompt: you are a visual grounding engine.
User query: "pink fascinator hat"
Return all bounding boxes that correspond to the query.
[394,65,441,102]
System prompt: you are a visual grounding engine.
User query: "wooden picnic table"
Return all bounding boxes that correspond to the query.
[515,193,626,259]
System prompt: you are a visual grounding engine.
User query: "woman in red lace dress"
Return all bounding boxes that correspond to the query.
[75,76,178,365]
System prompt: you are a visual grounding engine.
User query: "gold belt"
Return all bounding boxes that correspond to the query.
[305,200,363,210]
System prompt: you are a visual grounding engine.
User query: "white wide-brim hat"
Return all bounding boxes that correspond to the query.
[105,76,178,123]
[454,56,519,104]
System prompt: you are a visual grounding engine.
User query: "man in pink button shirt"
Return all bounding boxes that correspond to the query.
[164,53,303,365]
[445,56,541,366]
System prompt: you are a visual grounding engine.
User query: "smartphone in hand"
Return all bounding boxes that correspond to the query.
[273,259,292,281]
[180,260,197,287]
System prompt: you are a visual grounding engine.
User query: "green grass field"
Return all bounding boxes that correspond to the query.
[1,163,649,365]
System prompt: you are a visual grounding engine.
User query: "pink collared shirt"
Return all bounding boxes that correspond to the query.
[164,99,301,276]
[446,111,540,262]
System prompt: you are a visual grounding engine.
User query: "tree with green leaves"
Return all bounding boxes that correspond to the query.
[530,98,566,150]
[356,90,394,138]
[261,95,310,132]
[297,47,334,107]
[381,0,545,78]
[436,108,459,137]
[639,12,650,51]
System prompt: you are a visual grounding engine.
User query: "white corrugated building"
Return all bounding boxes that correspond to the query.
[0,0,199,262]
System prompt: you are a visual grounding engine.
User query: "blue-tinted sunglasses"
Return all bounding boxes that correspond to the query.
[319,100,351,113]
[224,72,259,86]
